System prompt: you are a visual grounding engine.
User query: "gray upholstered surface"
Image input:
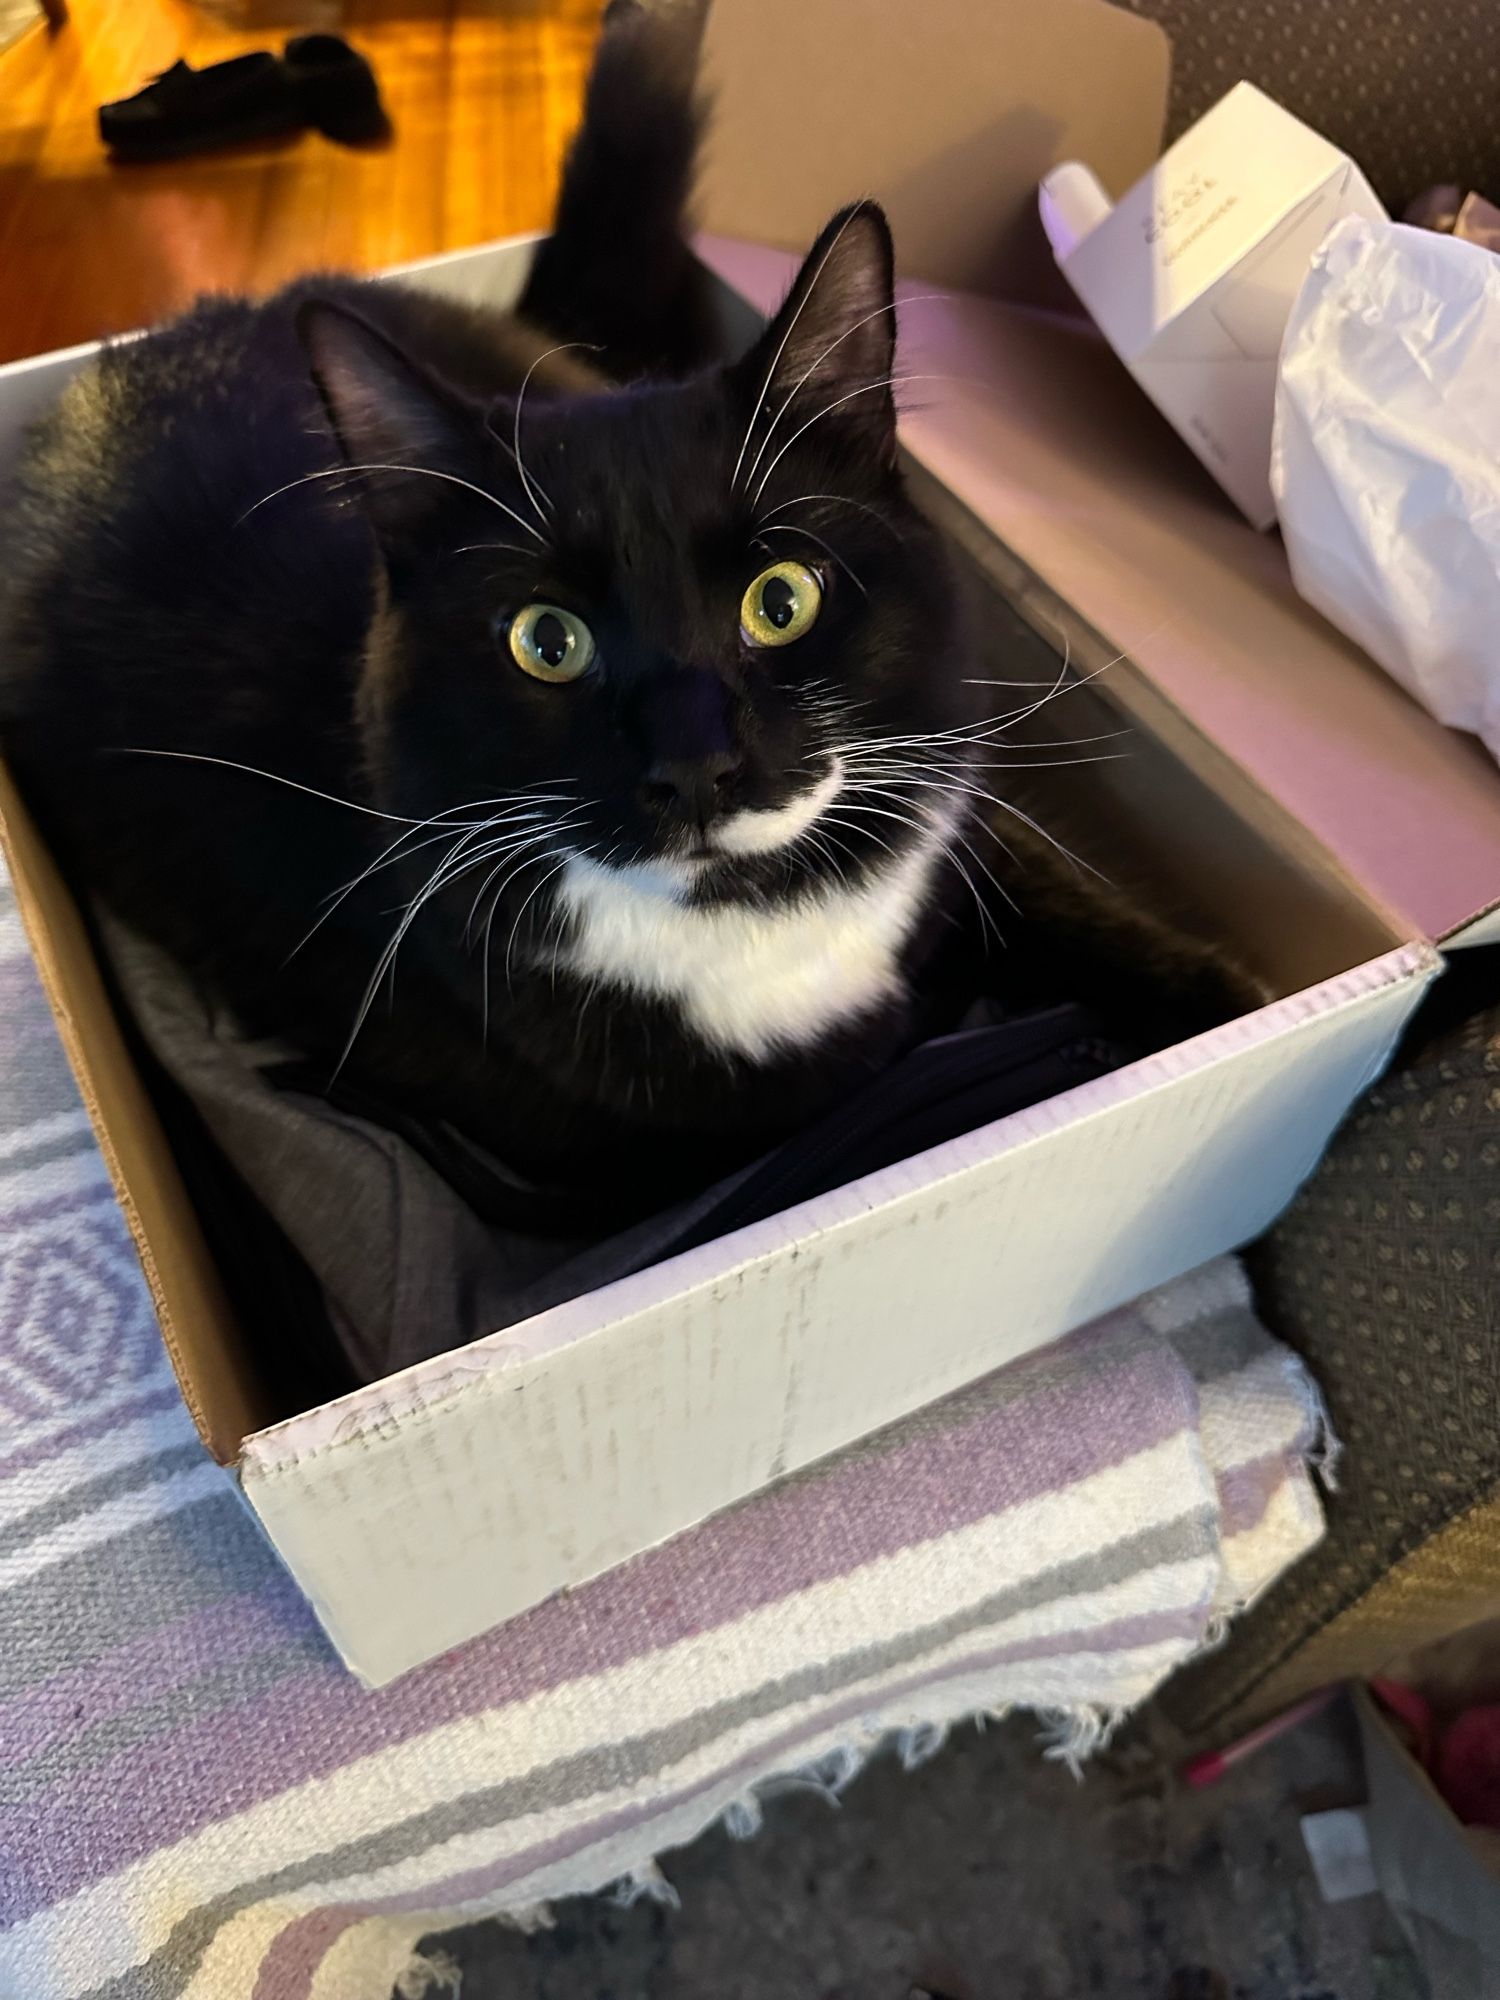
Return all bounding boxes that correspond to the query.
[1123,0,1500,211]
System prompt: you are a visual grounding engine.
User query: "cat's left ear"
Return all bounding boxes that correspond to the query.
[734,201,898,481]
[296,300,471,542]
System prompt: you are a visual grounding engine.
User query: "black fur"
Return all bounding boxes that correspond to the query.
[0,4,1241,1228]
[518,0,719,379]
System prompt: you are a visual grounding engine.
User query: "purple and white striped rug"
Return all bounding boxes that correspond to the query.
[0,860,1335,2000]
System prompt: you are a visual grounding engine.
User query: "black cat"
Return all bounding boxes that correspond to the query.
[0,4,1237,1226]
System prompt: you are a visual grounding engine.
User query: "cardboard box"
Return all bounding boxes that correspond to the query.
[4,6,1498,1686]
[694,0,1171,310]
[1356,1689,1500,1988]
[1041,82,1387,528]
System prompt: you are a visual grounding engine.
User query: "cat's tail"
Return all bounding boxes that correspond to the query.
[517,0,717,380]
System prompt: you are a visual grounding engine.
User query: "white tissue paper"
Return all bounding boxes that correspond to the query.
[1274,215,1500,761]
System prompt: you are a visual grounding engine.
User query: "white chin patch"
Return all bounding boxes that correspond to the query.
[552,794,951,1063]
[710,757,845,858]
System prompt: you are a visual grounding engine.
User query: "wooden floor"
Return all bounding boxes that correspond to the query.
[0,0,599,364]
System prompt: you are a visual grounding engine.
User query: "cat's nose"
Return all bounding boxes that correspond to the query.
[640,750,743,828]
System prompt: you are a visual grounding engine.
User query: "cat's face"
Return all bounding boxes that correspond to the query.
[304,206,976,944]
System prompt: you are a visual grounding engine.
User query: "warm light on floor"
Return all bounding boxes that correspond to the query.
[0,0,600,363]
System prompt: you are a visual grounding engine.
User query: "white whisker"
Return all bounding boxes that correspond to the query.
[291,790,582,961]
[510,341,599,526]
[750,374,951,509]
[843,751,1129,778]
[740,294,945,497]
[758,492,904,543]
[290,817,476,965]
[821,650,1133,766]
[238,462,546,545]
[757,521,866,595]
[334,802,587,1072]
[480,851,547,1041]
[730,203,869,496]
[464,816,589,942]
[842,752,1101,881]
[336,845,473,1074]
[477,823,590,1040]
[836,779,1015,932]
[959,676,1063,689]
[114,749,433,825]
[502,854,576,994]
[791,824,854,895]
[817,807,904,867]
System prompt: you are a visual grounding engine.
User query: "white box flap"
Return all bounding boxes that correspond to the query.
[243,946,1434,1686]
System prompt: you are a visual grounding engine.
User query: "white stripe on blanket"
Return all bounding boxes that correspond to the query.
[0,1403,203,1527]
[1216,1473,1326,1618]
[194,1571,1212,1934]
[0,1462,229,1590]
[17,1435,1215,1991]
[0,1362,183,1466]
[186,1632,1201,2000]
[0,1109,95,1162]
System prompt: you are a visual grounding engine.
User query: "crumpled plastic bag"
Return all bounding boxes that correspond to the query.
[1274,215,1500,762]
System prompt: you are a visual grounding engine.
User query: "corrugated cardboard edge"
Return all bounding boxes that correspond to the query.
[1445,898,1500,950]
[240,938,1439,1685]
[0,765,256,1460]
[243,937,1440,1472]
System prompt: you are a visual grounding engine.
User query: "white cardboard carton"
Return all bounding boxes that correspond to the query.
[1041,82,1386,529]
[0,231,1466,1684]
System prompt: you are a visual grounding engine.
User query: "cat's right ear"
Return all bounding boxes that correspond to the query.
[296,301,469,541]
[732,201,899,486]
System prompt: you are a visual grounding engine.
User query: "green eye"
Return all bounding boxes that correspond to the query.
[507,603,595,683]
[741,560,823,648]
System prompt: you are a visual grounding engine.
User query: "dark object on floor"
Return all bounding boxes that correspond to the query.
[98,37,387,163]
[282,34,391,147]
[99,53,301,160]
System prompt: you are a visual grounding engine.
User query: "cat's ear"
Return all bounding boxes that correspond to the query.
[296,300,470,540]
[734,202,897,480]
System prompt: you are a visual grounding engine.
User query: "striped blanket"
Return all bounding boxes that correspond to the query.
[0,859,1335,2000]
